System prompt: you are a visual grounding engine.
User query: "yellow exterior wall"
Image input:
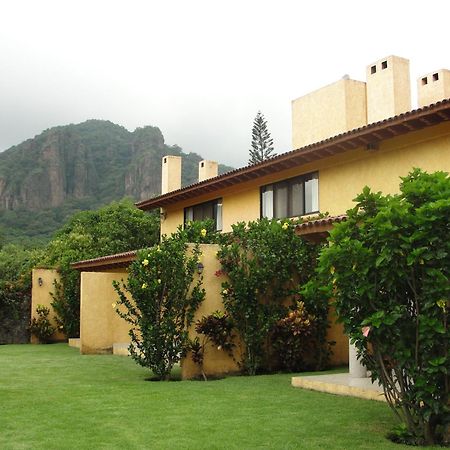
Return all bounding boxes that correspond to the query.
[161,208,184,237]
[76,245,239,377]
[221,189,260,232]
[181,244,240,380]
[77,246,347,372]
[161,122,450,235]
[292,79,367,149]
[31,268,66,343]
[319,124,450,215]
[80,270,130,354]
[327,306,348,366]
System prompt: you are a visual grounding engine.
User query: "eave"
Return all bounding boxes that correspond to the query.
[295,215,347,243]
[136,98,450,210]
[71,250,137,272]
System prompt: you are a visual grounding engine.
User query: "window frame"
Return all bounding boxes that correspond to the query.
[260,172,319,219]
[184,198,223,231]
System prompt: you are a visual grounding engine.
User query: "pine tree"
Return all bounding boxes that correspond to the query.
[248,111,275,164]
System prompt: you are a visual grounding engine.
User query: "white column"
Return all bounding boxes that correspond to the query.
[349,342,367,378]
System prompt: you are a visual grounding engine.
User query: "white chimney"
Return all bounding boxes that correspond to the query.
[198,160,218,182]
[161,155,182,194]
[366,55,411,124]
[418,69,450,108]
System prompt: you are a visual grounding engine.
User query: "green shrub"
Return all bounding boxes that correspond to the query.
[29,305,56,343]
[0,245,43,344]
[44,199,160,337]
[318,169,450,445]
[217,218,324,375]
[190,310,235,380]
[114,230,205,380]
[271,301,319,372]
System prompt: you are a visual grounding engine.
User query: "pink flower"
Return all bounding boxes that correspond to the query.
[362,326,371,337]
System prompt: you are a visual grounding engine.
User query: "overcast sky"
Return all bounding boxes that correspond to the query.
[1,0,449,167]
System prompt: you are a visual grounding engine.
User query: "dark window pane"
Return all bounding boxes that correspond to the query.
[184,198,222,229]
[290,180,304,217]
[260,172,319,220]
[274,182,288,218]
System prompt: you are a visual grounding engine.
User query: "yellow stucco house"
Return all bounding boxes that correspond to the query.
[61,55,450,379]
[137,56,450,241]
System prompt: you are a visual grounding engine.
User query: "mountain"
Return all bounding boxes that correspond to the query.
[0,120,233,244]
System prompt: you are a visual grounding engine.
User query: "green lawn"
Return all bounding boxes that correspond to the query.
[0,344,429,449]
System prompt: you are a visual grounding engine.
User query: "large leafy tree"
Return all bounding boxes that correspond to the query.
[0,244,45,343]
[44,199,160,337]
[318,169,449,445]
[248,111,275,164]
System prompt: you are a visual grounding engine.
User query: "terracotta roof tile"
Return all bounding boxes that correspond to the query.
[295,214,347,232]
[136,98,450,210]
[71,250,137,271]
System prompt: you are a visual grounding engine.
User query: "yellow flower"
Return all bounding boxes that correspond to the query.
[142,259,149,266]
[200,228,207,237]
[282,222,289,230]
[157,279,161,284]
[330,266,335,274]
[222,288,228,295]
[112,302,117,309]
[437,299,447,311]
[142,283,147,289]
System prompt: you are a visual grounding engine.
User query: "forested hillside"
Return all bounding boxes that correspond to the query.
[0,120,233,244]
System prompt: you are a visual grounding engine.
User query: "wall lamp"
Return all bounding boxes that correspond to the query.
[197,262,204,274]
[38,277,43,287]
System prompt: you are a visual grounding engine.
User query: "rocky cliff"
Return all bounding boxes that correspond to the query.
[0,120,232,242]
[0,120,231,210]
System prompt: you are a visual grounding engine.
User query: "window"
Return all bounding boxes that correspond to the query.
[184,198,222,231]
[261,172,318,219]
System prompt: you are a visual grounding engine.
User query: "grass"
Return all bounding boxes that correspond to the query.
[0,344,433,450]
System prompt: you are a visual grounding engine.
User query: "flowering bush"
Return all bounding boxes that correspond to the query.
[318,169,450,445]
[113,230,205,380]
[181,219,219,244]
[217,218,324,375]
